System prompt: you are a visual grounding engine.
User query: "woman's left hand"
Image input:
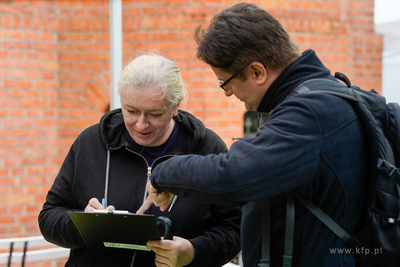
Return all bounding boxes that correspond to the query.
[146,236,195,267]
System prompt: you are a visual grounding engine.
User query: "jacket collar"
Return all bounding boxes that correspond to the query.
[257,49,335,113]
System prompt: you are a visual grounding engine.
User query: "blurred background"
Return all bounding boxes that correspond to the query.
[0,0,397,266]
[375,0,400,103]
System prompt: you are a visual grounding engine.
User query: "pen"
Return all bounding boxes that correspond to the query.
[168,195,178,212]
[102,198,107,209]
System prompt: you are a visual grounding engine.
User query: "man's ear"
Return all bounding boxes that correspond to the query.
[248,62,267,85]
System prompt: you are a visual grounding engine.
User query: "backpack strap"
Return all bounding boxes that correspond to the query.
[294,195,352,244]
[259,199,271,267]
[259,195,295,267]
[290,78,357,102]
[283,195,295,267]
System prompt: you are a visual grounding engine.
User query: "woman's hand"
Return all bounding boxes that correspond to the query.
[84,198,104,212]
[146,236,195,267]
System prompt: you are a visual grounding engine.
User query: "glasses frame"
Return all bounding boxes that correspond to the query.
[219,69,242,91]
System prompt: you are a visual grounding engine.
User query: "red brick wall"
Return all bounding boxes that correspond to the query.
[0,0,381,250]
[0,1,61,238]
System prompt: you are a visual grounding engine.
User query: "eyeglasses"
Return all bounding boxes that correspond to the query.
[218,69,242,91]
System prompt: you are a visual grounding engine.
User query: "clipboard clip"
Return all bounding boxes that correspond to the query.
[156,216,173,240]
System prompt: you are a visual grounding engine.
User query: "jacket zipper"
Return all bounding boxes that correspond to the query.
[125,147,175,205]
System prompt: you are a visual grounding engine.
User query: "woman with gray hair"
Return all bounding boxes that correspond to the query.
[39,52,241,267]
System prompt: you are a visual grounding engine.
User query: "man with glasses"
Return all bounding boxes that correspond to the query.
[138,3,369,267]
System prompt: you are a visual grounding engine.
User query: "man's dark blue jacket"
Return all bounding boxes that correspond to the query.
[150,49,369,267]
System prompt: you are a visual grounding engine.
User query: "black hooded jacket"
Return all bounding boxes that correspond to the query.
[39,109,241,267]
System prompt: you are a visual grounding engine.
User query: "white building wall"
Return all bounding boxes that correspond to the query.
[375,0,400,103]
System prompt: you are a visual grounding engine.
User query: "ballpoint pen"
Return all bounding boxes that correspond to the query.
[168,195,178,212]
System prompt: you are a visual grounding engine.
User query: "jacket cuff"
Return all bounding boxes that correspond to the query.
[185,239,208,266]
[151,178,163,192]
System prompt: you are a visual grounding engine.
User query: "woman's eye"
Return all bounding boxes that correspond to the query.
[150,113,162,118]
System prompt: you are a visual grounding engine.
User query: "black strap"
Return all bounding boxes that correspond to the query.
[259,199,271,267]
[295,195,351,242]
[279,195,352,267]
[283,195,295,267]
[260,195,295,267]
[290,78,357,102]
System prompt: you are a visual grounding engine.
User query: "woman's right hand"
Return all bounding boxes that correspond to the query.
[84,197,104,212]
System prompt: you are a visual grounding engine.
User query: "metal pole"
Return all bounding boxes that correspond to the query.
[109,0,122,110]
[21,241,28,267]
[7,242,13,267]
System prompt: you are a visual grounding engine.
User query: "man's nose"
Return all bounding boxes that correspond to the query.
[224,87,234,97]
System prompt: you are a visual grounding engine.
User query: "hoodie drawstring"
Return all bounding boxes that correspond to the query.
[104,149,110,206]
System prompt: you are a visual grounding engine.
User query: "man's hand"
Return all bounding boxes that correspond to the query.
[136,181,174,214]
[84,198,104,212]
[146,236,194,267]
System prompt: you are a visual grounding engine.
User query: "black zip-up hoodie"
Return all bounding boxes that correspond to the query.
[39,109,241,267]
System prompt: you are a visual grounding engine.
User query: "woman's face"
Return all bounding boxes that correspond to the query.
[120,87,178,147]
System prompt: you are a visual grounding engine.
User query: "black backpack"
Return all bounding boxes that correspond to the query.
[259,73,400,267]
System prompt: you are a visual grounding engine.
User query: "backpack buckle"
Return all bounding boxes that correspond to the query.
[258,259,271,267]
[377,158,398,178]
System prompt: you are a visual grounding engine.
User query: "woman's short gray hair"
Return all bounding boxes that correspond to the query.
[118,52,187,108]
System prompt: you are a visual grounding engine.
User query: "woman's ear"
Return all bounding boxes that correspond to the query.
[172,102,180,117]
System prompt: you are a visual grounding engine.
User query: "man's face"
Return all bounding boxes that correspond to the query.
[120,87,178,147]
[211,66,264,111]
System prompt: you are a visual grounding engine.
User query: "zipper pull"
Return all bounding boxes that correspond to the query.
[143,167,152,205]
[147,167,152,181]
